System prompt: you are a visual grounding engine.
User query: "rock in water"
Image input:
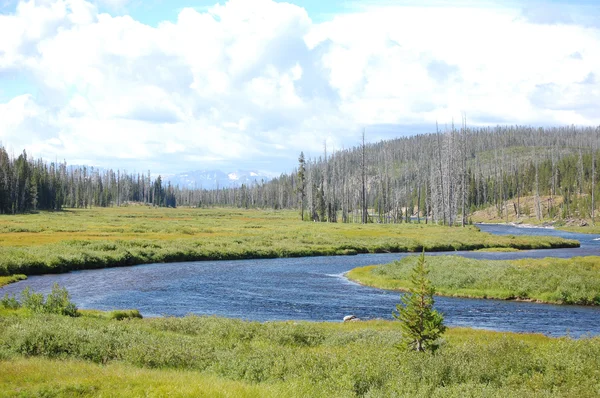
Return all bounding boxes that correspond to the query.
[343,315,358,322]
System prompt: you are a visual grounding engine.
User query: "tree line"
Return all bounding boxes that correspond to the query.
[1,124,598,223]
[0,146,176,213]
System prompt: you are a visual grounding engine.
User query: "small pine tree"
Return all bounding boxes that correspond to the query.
[393,251,446,352]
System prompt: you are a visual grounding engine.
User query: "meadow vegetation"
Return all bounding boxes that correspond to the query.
[0,275,26,288]
[0,207,578,277]
[347,255,600,305]
[1,283,79,316]
[0,311,599,397]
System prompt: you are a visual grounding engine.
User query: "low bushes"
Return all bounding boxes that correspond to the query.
[109,309,143,321]
[0,314,599,396]
[1,284,78,316]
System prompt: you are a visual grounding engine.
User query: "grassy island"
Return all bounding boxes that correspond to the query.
[0,311,599,397]
[0,207,579,278]
[347,256,600,305]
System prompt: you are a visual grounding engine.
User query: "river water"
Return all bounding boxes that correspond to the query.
[1,224,599,337]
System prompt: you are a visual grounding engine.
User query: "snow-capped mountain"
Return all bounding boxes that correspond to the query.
[163,170,272,190]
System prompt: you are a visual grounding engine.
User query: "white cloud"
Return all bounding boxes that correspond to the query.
[1,0,600,174]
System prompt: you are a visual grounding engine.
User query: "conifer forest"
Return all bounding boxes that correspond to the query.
[1,124,599,224]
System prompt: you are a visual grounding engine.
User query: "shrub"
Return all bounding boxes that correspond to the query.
[0,293,20,310]
[21,287,45,313]
[16,284,79,317]
[109,309,143,320]
[44,284,78,317]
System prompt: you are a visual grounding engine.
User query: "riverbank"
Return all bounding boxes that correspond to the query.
[477,219,600,234]
[347,256,600,305]
[0,207,579,277]
[0,311,598,397]
[0,275,26,288]
[470,195,600,234]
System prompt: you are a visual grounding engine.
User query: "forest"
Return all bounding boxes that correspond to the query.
[0,147,176,213]
[1,124,598,224]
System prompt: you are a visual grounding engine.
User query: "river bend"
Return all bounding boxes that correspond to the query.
[2,224,599,337]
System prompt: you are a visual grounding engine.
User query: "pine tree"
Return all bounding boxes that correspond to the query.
[297,152,306,220]
[318,179,326,222]
[393,251,446,352]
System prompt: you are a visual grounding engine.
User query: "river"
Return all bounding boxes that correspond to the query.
[1,224,599,337]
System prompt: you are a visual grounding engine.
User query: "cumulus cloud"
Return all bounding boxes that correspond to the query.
[0,0,599,174]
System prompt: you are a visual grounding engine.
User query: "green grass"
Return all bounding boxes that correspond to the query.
[0,207,579,277]
[347,256,600,305]
[0,275,26,287]
[0,358,271,397]
[559,225,600,234]
[0,312,599,397]
[77,309,142,320]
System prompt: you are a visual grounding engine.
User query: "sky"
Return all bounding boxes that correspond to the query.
[1,0,600,176]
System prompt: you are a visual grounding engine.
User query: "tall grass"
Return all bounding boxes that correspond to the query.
[0,207,578,276]
[347,256,600,305]
[0,358,270,398]
[0,313,599,397]
[0,275,26,287]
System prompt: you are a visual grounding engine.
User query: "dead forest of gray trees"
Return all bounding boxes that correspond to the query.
[180,124,599,225]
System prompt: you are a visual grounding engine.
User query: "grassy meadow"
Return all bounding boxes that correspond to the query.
[347,255,600,305]
[0,207,597,397]
[0,206,579,278]
[0,311,599,397]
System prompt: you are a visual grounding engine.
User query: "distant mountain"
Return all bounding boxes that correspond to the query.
[163,169,272,190]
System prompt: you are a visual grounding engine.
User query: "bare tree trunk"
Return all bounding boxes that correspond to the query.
[405,177,410,223]
[361,129,367,224]
[578,144,584,195]
[461,115,467,227]
[515,160,520,219]
[436,122,446,225]
[493,144,499,216]
[534,146,542,220]
[593,128,597,225]
[417,182,421,224]
[448,124,454,226]
[502,146,508,223]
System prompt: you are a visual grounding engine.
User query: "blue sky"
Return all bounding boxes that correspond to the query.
[113,0,600,26]
[1,0,600,175]
[123,0,349,26]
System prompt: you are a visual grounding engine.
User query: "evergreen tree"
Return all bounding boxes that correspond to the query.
[318,179,326,222]
[297,152,306,220]
[393,251,446,352]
